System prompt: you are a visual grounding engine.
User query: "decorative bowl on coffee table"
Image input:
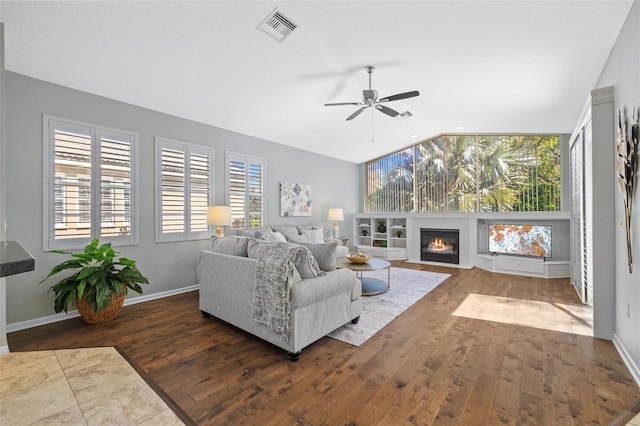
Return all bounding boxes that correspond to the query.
[346,254,371,264]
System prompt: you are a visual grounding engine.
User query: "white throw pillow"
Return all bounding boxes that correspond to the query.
[300,229,324,244]
[272,231,287,242]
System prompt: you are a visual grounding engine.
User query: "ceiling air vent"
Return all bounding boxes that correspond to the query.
[258,8,297,42]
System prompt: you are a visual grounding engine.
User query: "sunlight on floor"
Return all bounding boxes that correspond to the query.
[452,293,593,336]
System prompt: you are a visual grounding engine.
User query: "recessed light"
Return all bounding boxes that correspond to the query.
[455,126,464,130]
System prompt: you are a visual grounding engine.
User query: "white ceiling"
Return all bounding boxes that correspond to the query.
[0,1,633,164]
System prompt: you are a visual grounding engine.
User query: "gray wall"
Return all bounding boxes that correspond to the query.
[4,72,360,325]
[596,0,640,381]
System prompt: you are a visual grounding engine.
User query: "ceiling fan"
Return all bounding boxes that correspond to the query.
[324,65,419,121]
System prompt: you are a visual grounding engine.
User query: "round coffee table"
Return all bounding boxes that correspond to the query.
[336,257,391,296]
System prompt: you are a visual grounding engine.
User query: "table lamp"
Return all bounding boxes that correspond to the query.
[328,207,344,239]
[207,206,232,237]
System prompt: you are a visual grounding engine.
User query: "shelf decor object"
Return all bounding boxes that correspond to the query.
[616,107,638,273]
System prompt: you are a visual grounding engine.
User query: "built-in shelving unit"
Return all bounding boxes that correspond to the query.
[353,215,407,260]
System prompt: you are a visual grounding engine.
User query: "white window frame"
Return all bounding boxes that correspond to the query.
[155,137,214,242]
[225,151,266,230]
[43,115,140,250]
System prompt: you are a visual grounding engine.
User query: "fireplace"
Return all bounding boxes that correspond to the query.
[421,228,460,264]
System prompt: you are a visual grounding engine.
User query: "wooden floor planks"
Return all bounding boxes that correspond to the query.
[8,262,640,425]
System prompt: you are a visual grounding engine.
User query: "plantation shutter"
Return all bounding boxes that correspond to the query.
[44,116,138,250]
[52,122,93,241]
[160,147,185,235]
[570,124,588,304]
[189,151,211,233]
[99,131,134,238]
[226,152,265,229]
[156,138,213,241]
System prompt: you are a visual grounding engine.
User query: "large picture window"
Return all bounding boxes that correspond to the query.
[367,134,561,213]
[43,116,139,250]
[155,137,214,242]
[226,151,265,229]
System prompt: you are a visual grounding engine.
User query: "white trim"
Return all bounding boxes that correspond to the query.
[0,345,9,354]
[6,285,199,333]
[613,333,640,388]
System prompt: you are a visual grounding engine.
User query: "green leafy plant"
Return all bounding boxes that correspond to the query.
[41,238,149,314]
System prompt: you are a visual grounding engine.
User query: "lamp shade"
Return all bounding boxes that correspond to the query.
[207,206,232,226]
[327,208,344,222]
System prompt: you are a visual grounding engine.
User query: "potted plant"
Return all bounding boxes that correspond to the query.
[40,238,149,324]
[377,220,387,233]
[361,229,368,236]
[395,230,403,238]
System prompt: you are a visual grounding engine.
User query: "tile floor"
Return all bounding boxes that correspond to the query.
[0,347,185,425]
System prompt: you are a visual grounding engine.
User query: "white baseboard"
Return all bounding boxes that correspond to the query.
[613,333,640,388]
[0,344,9,354]
[6,285,199,333]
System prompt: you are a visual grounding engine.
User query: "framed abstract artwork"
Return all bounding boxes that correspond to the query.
[280,182,312,216]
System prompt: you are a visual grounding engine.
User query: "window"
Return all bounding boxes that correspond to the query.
[43,116,138,250]
[226,151,265,229]
[155,137,214,242]
[366,134,561,213]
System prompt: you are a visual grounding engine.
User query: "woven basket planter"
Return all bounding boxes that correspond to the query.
[76,285,127,325]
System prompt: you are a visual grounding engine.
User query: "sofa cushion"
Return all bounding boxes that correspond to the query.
[236,228,268,238]
[286,234,307,243]
[271,224,300,240]
[296,242,337,271]
[255,230,277,241]
[254,230,287,242]
[247,239,321,279]
[210,236,250,257]
[300,229,324,244]
[271,231,287,242]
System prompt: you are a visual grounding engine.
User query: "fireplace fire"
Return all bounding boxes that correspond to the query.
[421,228,460,264]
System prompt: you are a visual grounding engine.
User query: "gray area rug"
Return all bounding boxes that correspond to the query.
[328,267,451,346]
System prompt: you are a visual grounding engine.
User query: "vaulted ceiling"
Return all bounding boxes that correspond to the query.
[0,1,633,163]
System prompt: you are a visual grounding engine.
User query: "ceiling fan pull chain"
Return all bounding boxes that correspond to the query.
[371,109,375,143]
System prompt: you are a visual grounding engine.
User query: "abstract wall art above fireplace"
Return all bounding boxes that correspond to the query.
[280,182,312,217]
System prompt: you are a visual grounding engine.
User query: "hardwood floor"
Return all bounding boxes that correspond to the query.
[8,263,640,425]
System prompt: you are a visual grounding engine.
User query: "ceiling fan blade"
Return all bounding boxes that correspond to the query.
[346,107,366,121]
[324,101,362,106]
[375,104,400,117]
[378,90,420,103]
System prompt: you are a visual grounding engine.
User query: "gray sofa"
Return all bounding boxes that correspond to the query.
[197,237,361,360]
